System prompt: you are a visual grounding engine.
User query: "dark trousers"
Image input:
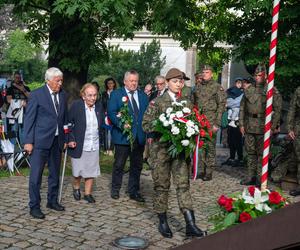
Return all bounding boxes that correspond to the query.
[29,137,62,210]
[111,140,144,195]
[228,126,243,160]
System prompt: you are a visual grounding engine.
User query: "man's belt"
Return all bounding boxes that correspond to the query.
[248,113,264,118]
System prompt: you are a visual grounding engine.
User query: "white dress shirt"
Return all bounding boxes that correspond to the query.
[125,88,140,109]
[82,103,99,151]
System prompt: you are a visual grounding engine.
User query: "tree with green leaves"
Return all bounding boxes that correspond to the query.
[89,39,165,88]
[1,0,299,98]
[1,28,46,82]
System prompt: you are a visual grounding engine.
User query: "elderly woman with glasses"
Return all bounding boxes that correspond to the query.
[68,83,104,203]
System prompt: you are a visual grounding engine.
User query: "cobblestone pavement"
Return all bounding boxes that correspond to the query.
[0,147,298,249]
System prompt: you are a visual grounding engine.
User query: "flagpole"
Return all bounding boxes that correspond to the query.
[261,0,281,191]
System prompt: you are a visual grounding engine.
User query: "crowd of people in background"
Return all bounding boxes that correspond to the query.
[1,64,299,239]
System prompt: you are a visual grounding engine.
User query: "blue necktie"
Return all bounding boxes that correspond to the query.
[129,91,139,118]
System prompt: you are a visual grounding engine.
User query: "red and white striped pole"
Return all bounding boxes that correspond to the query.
[261,0,281,191]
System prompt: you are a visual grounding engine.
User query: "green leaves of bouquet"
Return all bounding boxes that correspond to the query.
[209,186,288,232]
[118,96,134,148]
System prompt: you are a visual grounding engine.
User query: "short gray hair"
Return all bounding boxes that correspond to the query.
[45,67,63,81]
[155,75,165,83]
[124,70,139,81]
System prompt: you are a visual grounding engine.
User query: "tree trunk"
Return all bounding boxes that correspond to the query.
[47,8,91,103]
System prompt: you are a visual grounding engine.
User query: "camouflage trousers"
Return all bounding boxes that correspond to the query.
[198,136,216,175]
[245,133,264,178]
[148,142,192,214]
[294,135,300,183]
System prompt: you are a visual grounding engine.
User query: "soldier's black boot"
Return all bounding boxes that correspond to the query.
[184,210,206,237]
[157,213,173,238]
[240,176,256,186]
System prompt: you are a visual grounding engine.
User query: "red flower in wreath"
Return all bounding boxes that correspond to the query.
[224,198,233,212]
[239,212,252,223]
[269,191,282,205]
[218,195,227,206]
[248,186,256,196]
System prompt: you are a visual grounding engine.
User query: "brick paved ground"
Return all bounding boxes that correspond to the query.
[0,147,298,249]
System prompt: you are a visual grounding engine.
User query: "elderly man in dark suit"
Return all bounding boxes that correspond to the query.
[24,67,68,219]
[108,70,149,202]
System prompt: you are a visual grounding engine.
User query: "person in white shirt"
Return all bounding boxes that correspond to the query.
[68,83,104,203]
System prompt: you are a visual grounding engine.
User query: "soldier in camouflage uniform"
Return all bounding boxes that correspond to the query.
[143,68,206,239]
[287,87,300,196]
[192,65,226,180]
[239,65,282,186]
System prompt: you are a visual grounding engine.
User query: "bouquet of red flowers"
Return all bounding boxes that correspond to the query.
[209,186,288,232]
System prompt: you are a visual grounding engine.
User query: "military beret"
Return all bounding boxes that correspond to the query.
[182,72,190,80]
[165,68,183,80]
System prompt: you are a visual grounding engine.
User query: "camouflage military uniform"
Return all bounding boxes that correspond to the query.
[286,86,300,184]
[193,79,226,176]
[142,92,193,213]
[239,83,282,180]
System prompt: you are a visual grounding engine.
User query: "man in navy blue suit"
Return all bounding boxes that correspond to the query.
[24,67,68,219]
[108,70,149,202]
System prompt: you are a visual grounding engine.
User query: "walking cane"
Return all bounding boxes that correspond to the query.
[58,147,68,204]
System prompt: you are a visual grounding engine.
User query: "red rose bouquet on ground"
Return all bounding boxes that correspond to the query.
[209,186,288,232]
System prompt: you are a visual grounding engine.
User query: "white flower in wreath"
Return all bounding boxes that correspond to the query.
[182,107,191,113]
[168,118,174,125]
[186,120,195,127]
[166,107,173,115]
[186,127,195,137]
[159,114,167,122]
[242,188,272,213]
[181,100,187,105]
[163,120,169,127]
[194,125,199,132]
[169,113,176,120]
[171,125,180,135]
[172,101,183,107]
[181,140,189,146]
[175,111,184,118]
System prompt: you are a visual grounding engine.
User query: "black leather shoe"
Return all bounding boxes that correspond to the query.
[84,194,95,203]
[289,189,300,197]
[30,209,45,219]
[129,193,145,202]
[73,188,81,201]
[111,191,120,200]
[46,203,65,211]
[221,158,235,166]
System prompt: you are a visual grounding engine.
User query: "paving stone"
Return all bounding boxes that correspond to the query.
[0,147,298,249]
